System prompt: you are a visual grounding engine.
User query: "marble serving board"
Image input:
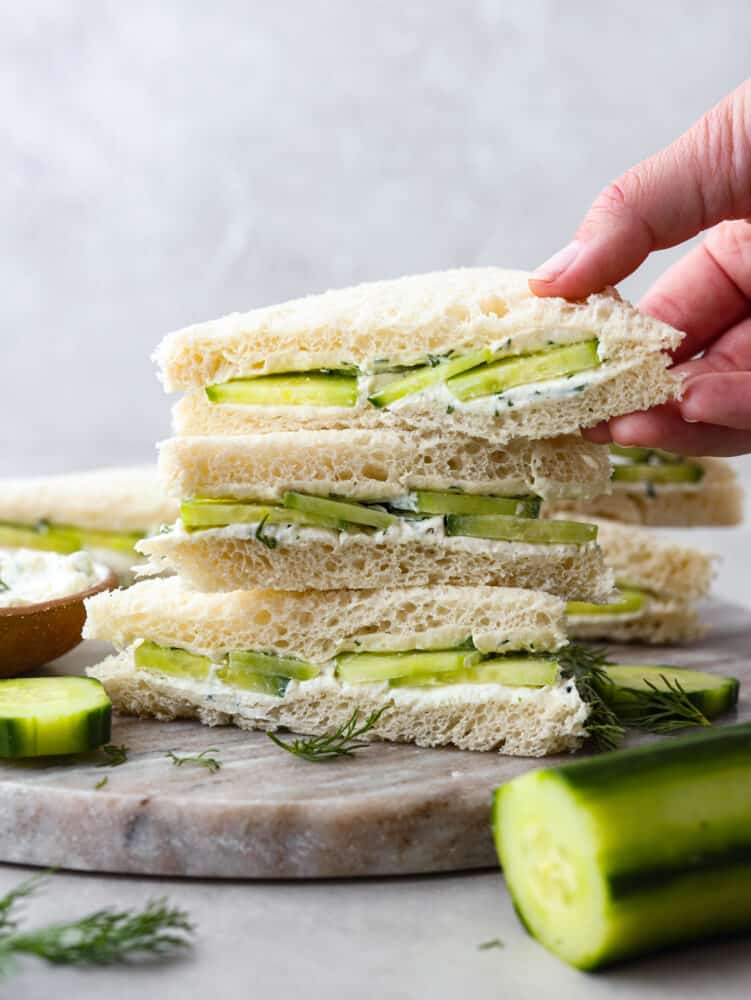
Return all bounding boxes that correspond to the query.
[1,600,749,880]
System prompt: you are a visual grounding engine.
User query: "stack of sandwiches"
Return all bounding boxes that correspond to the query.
[85,268,684,756]
[0,466,178,582]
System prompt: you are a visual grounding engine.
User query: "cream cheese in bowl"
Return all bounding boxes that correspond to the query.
[0,548,110,608]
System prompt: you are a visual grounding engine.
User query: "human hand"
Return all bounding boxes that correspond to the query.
[529,79,751,457]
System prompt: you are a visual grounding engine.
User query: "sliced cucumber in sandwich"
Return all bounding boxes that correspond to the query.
[0,677,111,757]
[368,349,491,407]
[390,656,558,688]
[216,665,291,697]
[407,490,541,518]
[611,463,704,484]
[447,339,600,402]
[566,590,645,616]
[336,649,482,684]
[601,664,739,720]
[283,492,397,530]
[493,723,751,969]
[180,499,346,532]
[445,514,597,545]
[228,650,319,681]
[72,526,146,553]
[206,372,358,408]
[0,521,81,554]
[135,641,213,680]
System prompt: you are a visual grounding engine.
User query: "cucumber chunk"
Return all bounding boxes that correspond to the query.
[228,650,319,681]
[493,723,751,969]
[206,373,358,408]
[611,463,704,484]
[134,641,213,681]
[390,656,558,688]
[602,664,739,720]
[448,339,600,402]
[283,492,397,530]
[0,522,81,554]
[566,590,645,617]
[368,349,491,407]
[445,514,598,545]
[0,677,111,758]
[336,649,482,684]
[410,491,541,518]
[180,499,345,532]
[216,665,290,697]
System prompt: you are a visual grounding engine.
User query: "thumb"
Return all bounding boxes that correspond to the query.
[529,78,751,299]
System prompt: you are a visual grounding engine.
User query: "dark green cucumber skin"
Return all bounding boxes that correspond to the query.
[605,677,740,721]
[0,705,112,758]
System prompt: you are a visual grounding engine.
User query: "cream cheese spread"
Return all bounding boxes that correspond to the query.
[0,548,108,608]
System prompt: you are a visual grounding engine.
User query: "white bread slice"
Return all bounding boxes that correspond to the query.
[156,268,682,387]
[84,577,568,659]
[545,458,743,527]
[172,354,677,444]
[158,430,611,502]
[582,518,716,602]
[136,525,612,601]
[568,598,705,645]
[88,648,589,756]
[0,466,178,532]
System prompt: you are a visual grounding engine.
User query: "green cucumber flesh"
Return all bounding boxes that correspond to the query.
[134,641,213,681]
[70,526,144,554]
[0,522,81,554]
[228,650,319,681]
[612,463,704,484]
[216,665,290,697]
[0,677,111,757]
[445,514,597,545]
[448,339,600,402]
[493,723,751,970]
[608,444,654,462]
[368,349,491,407]
[205,373,358,408]
[336,648,482,684]
[601,664,739,720]
[412,490,541,518]
[390,656,558,688]
[566,590,645,617]
[283,492,397,530]
[180,499,345,532]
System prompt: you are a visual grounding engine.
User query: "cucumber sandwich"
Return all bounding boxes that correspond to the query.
[155,268,684,444]
[0,466,178,582]
[137,430,613,599]
[563,518,716,644]
[84,577,592,757]
[546,445,743,527]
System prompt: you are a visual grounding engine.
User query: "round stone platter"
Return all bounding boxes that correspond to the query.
[0,600,749,879]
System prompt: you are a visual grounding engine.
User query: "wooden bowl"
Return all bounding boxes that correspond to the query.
[0,569,118,678]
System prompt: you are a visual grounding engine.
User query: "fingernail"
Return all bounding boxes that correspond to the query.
[532,241,581,283]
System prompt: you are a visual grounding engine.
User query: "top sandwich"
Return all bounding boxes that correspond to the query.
[157,268,684,443]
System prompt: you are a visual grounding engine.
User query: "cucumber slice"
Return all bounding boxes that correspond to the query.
[445,514,597,545]
[216,665,290,697]
[283,492,397,530]
[411,491,541,518]
[609,444,654,462]
[368,349,491,408]
[206,373,358,408]
[612,463,704,484]
[493,723,751,969]
[134,641,213,681]
[390,656,558,688]
[180,499,345,532]
[0,522,80,554]
[602,664,739,720]
[228,650,319,681]
[448,339,600,402]
[336,648,482,684]
[566,590,645,617]
[71,526,144,554]
[0,677,111,758]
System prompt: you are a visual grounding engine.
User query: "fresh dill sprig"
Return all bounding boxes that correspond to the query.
[553,645,625,752]
[268,706,389,762]
[0,874,46,938]
[94,776,108,790]
[166,748,222,773]
[0,578,9,592]
[254,514,277,550]
[0,887,193,976]
[617,675,712,734]
[97,744,129,768]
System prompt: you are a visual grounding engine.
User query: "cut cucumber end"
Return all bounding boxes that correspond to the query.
[206,373,358,408]
[445,514,597,545]
[0,677,112,758]
[602,664,739,720]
